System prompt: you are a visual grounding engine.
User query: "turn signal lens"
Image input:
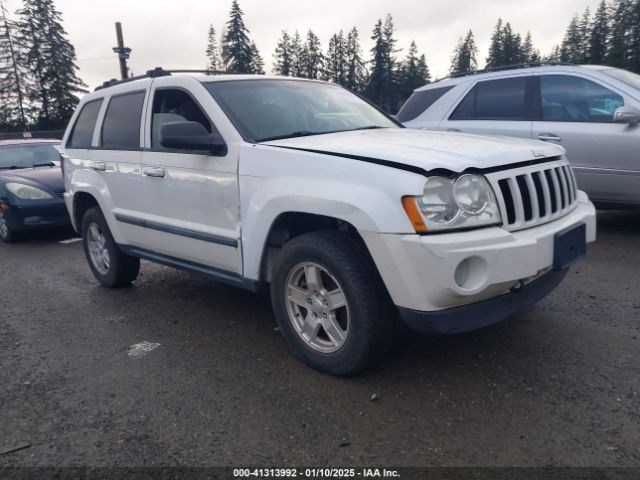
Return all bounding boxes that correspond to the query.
[402,196,428,233]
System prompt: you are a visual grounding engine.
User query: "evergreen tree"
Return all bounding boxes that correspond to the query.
[521,32,540,63]
[501,23,523,65]
[607,0,633,68]
[382,13,399,96]
[205,25,222,71]
[560,14,584,63]
[273,30,293,76]
[416,54,430,84]
[325,30,347,84]
[545,45,562,62]
[364,14,398,112]
[450,30,478,75]
[300,29,324,79]
[249,41,264,74]
[589,0,608,64]
[221,0,254,73]
[627,0,640,72]
[16,0,85,130]
[344,27,366,91]
[0,0,27,129]
[486,18,504,67]
[397,41,430,100]
[290,30,303,77]
[579,8,592,63]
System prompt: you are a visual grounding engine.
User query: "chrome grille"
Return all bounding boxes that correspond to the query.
[487,159,578,232]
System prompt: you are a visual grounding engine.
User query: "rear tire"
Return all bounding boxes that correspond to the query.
[270,230,395,376]
[81,207,139,287]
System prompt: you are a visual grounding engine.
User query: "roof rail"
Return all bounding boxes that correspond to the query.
[93,67,229,91]
[448,62,576,80]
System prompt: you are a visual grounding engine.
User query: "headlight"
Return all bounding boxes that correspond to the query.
[6,183,53,200]
[408,174,501,232]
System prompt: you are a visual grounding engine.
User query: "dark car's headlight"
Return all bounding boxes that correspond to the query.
[6,183,53,200]
[403,174,502,232]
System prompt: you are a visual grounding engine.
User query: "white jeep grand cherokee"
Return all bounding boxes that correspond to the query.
[62,69,596,375]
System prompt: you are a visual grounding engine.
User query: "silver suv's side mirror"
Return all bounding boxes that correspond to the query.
[613,106,640,124]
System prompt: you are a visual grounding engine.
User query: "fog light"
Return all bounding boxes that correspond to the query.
[454,259,470,287]
[454,256,488,291]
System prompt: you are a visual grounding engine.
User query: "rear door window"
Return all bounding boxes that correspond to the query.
[101,91,145,149]
[67,99,103,148]
[397,86,454,122]
[450,77,529,121]
[539,75,624,122]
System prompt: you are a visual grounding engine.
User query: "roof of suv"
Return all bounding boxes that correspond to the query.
[93,68,322,92]
[0,138,60,147]
[420,64,610,91]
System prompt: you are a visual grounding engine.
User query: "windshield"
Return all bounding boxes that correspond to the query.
[205,80,398,142]
[0,144,60,170]
[601,68,640,91]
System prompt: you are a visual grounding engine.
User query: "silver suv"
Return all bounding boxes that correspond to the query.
[399,64,640,208]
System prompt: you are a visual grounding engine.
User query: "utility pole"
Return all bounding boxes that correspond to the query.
[0,0,27,130]
[112,22,131,79]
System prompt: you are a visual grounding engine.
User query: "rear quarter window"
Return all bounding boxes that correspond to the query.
[397,86,454,122]
[101,91,146,149]
[450,77,529,121]
[67,99,103,148]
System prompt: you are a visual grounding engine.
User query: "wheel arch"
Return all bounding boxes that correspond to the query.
[253,211,376,284]
[72,191,100,232]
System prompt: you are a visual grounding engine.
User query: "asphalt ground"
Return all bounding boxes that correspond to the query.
[0,210,638,471]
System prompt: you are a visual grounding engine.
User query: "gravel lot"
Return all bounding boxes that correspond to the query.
[0,210,638,469]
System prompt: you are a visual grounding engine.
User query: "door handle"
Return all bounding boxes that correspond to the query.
[537,133,562,142]
[447,128,462,132]
[89,161,106,172]
[142,166,165,178]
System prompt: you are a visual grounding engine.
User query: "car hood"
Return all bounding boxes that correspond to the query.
[262,128,565,173]
[0,166,64,192]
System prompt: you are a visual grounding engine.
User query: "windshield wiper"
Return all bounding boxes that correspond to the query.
[32,162,56,168]
[0,165,23,170]
[257,126,386,143]
[257,131,329,142]
[347,125,386,132]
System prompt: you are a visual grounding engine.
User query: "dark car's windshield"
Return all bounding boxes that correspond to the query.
[0,144,60,170]
[205,80,398,142]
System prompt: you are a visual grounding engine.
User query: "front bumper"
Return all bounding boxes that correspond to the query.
[398,268,568,334]
[1,200,70,231]
[362,192,596,332]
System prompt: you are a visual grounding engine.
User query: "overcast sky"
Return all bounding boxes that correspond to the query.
[5,0,599,89]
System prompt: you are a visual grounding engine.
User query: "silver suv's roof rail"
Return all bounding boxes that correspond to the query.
[94,67,229,91]
[447,62,576,80]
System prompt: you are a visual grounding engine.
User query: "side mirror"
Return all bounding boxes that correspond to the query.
[160,121,227,154]
[613,106,640,125]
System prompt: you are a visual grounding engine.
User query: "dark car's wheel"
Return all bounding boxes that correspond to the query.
[81,207,140,287]
[270,230,395,376]
[0,209,19,243]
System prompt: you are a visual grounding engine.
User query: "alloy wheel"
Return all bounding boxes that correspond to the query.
[284,262,350,353]
[86,222,110,275]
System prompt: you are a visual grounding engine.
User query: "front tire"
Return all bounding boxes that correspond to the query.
[81,207,140,287]
[0,209,19,243]
[270,230,395,376]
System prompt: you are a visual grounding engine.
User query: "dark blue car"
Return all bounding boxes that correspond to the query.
[0,139,70,243]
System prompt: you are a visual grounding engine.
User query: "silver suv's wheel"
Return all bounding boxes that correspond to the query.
[285,262,349,353]
[271,230,395,376]
[81,207,140,287]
